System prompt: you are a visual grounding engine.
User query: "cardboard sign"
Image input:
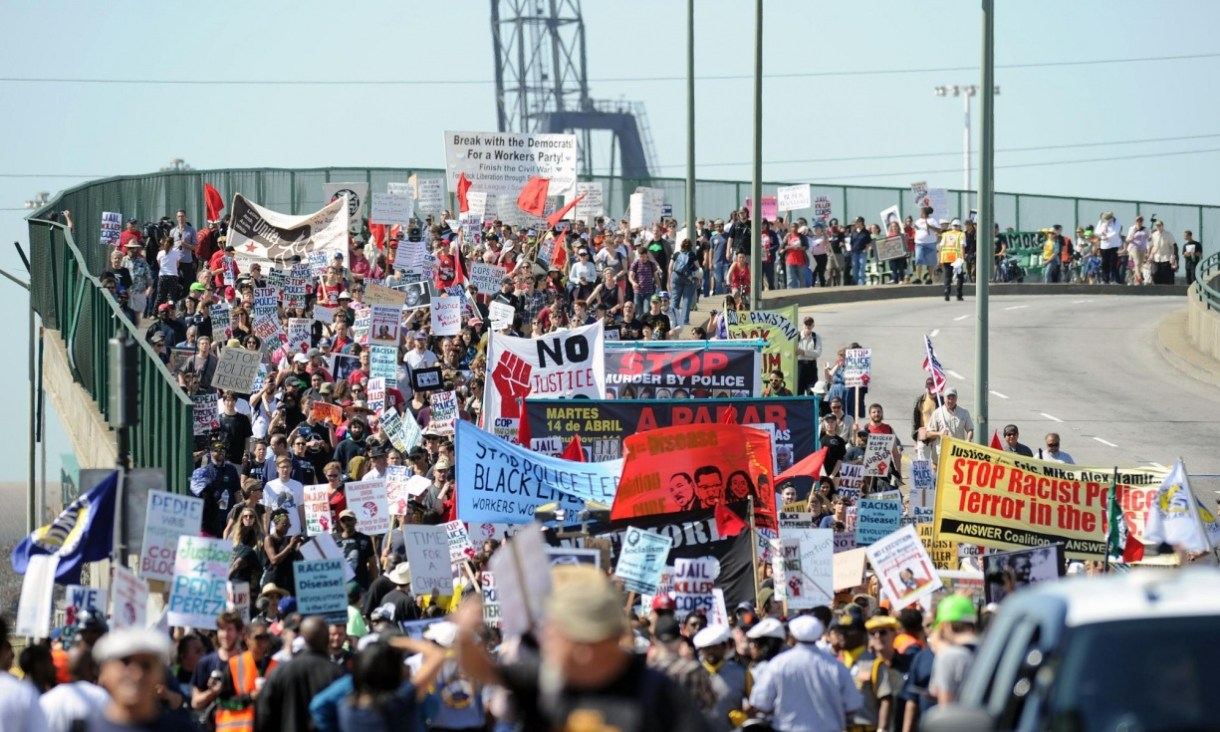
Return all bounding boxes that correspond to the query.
[843,348,872,388]
[856,498,902,547]
[614,526,674,595]
[489,301,515,331]
[866,524,944,607]
[193,393,218,436]
[416,178,445,214]
[370,192,414,227]
[304,483,333,535]
[776,184,812,212]
[140,490,205,582]
[428,390,458,436]
[101,211,123,246]
[346,479,391,535]
[487,530,552,636]
[431,295,462,336]
[443,520,476,564]
[293,558,347,623]
[832,547,868,591]
[109,565,149,630]
[781,528,834,609]
[574,181,604,218]
[863,434,896,477]
[211,348,261,393]
[64,585,106,626]
[167,536,230,630]
[404,524,454,595]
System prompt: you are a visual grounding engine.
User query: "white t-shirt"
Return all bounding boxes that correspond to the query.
[914,218,940,246]
[41,680,110,732]
[157,247,182,277]
[0,673,48,732]
[263,478,305,534]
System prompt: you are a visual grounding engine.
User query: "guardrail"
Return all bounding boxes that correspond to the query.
[1195,251,1220,312]
[27,218,194,493]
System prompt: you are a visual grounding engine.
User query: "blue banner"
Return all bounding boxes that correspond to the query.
[293,558,347,624]
[856,498,903,547]
[456,420,622,524]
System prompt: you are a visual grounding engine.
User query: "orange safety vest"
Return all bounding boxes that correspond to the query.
[893,632,923,655]
[215,652,277,732]
[938,231,964,264]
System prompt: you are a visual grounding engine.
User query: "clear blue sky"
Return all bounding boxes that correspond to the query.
[1,0,1217,480]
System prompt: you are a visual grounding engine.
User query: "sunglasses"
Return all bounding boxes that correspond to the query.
[1047,443,1060,448]
[326,473,341,479]
[252,634,270,641]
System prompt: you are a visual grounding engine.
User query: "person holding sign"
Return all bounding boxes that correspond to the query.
[923,388,974,464]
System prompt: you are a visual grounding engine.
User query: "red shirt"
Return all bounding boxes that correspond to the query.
[328,487,347,515]
[118,229,142,256]
[866,422,895,435]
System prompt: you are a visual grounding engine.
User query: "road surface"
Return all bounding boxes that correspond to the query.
[802,293,1220,476]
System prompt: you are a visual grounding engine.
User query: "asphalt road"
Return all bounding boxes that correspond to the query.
[802,293,1220,475]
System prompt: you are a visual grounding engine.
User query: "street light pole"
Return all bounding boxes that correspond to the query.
[976,0,996,445]
[933,84,998,210]
[750,0,763,311]
[686,0,695,259]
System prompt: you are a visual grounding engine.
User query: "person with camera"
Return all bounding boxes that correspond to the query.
[191,611,246,723]
[668,235,701,328]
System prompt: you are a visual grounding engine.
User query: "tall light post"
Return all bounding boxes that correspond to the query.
[976,0,996,446]
[685,0,695,261]
[749,0,763,311]
[933,84,999,208]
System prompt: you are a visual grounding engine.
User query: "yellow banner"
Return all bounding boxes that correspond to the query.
[726,305,799,395]
[932,437,1166,560]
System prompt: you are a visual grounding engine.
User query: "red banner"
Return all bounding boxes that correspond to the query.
[611,424,777,531]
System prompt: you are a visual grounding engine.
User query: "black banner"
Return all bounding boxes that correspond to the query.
[603,344,761,398]
[524,396,819,490]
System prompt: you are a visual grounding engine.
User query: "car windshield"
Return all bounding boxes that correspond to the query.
[1042,617,1220,732]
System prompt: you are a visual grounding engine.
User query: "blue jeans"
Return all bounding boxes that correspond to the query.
[714,260,729,295]
[786,264,803,289]
[851,251,868,285]
[672,279,697,327]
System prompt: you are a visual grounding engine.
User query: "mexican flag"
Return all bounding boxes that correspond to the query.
[1107,479,1144,563]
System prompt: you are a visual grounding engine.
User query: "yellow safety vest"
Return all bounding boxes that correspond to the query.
[939,231,964,264]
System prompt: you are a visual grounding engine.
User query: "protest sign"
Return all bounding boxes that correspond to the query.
[833,547,868,591]
[866,524,944,607]
[489,301,515,331]
[417,178,445,213]
[366,377,386,415]
[310,401,343,426]
[304,483,333,535]
[431,295,462,336]
[401,281,433,311]
[982,544,1066,603]
[404,525,455,595]
[428,390,458,436]
[782,528,834,609]
[64,585,106,626]
[455,420,614,524]
[384,465,412,515]
[285,318,311,355]
[548,548,601,568]
[916,523,957,569]
[167,535,230,629]
[394,240,428,274]
[837,463,865,500]
[614,527,674,595]
[465,191,489,217]
[843,348,872,388]
[673,557,719,618]
[297,532,355,583]
[368,346,398,388]
[814,196,832,222]
[101,211,123,246]
[139,490,204,582]
[109,565,149,630]
[863,434,896,477]
[856,498,902,546]
[879,205,901,233]
[379,408,421,453]
[211,302,232,341]
[776,184,812,212]
[346,479,390,535]
[293,558,347,623]
[603,343,762,398]
[322,182,369,224]
[744,196,779,222]
[524,396,817,485]
[470,263,507,295]
[16,555,57,638]
[611,423,776,531]
[874,235,908,262]
[575,181,603,218]
[226,581,251,623]
[724,306,799,396]
[444,520,476,564]
[411,367,443,393]
[193,393,218,436]
[369,305,401,346]
[482,321,606,442]
[911,459,934,492]
[445,130,578,196]
[212,347,262,394]
[932,437,1167,559]
[780,512,814,529]
[834,532,857,553]
[481,570,501,628]
[370,192,413,226]
[228,193,348,269]
[488,529,551,635]
[365,283,405,307]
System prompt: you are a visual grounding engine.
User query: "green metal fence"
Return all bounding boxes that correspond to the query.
[1196,251,1220,312]
[28,167,1220,492]
[27,218,193,493]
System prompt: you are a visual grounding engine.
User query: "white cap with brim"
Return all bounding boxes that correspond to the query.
[93,629,171,665]
[693,624,731,649]
[423,620,458,648]
[746,616,787,641]
[789,615,825,643]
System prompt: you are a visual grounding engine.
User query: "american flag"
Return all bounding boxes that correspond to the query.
[922,334,947,393]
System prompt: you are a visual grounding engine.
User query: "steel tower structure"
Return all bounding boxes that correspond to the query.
[490,0,656,179]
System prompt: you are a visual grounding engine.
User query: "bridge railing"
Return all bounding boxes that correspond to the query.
[28,217,194,493]
[1196,251,1220,312]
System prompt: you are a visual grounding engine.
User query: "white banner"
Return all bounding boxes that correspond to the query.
[404,524,454,595]
[489,300,515,331]
[346,479,391,535]
[228,193,349,269]
[482,320,606,442]
[781,528,834,609]
[140,490,204,582]
[370,192,413,227]
[322,182,369,224]
[629,187,664,229]
[469,262,506,295]
[167,536,230,630]
[776,184,812,212]
[574,181,604,218]
[865,524,944,607]
[430,295,462,336]
[416,178,445,213]
[445,130,579,196]
[109,565,149,630]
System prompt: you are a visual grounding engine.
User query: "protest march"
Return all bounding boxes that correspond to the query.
[8,125,1217,732]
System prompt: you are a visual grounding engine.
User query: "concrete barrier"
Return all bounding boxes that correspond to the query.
[1186,275,1220,363]
[43,333,117,469]
[760,281,1188,310]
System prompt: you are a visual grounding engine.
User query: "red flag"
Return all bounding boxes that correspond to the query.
[368,223,386,251]
[546,194,586,229]
[456,173,473,213]
[549,232,568,270]
[990,430,1002,450]
[452,241,468,286]
[515,403,530,446]
[714,503,748,538]
[561,435,586,463]
[774,447,828,485]
[203,184,224,223]
[517,176,550,217]
[720,408,738,425]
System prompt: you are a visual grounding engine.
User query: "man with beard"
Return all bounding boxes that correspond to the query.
[694,466,725,509]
